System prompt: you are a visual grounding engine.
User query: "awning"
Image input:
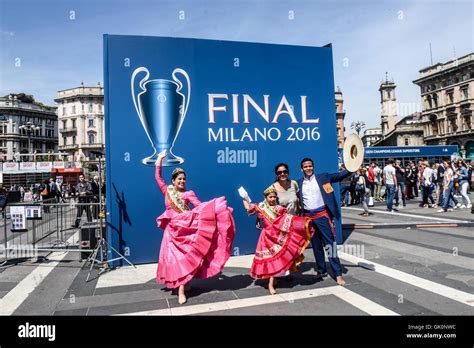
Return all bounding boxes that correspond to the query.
[51,168,83,173]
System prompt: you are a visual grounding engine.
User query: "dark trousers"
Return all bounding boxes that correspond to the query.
[92,196,100,219]
[368,182,375,196]
[340,184,350,206]
[74,202,92,227]
[421,186,435,205]
[395,182,406,205]
[437,182,444,206]
[307,211,343,277]
[349,185,356,205]
[406,181,416,199]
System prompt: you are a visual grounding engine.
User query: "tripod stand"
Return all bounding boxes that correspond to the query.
[83,152,135,282]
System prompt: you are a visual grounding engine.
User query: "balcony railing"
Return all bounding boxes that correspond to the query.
[80,143,102,149]
[60,127,77,133]
[58,144,79,150]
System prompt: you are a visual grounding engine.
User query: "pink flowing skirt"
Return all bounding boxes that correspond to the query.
[156,197,235,288]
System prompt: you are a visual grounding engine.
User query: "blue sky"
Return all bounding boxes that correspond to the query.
[0,0,472,130]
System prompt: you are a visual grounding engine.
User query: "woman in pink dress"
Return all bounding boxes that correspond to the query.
[242,187,314,295]
[155,151,235,304]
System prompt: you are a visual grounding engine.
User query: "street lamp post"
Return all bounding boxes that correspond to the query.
[350,121,366,135]
[19,122,41,161]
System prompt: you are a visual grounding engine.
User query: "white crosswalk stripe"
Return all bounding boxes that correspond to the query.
[338,251,474,307]
[120,286,398,316]
[0,232,78,315]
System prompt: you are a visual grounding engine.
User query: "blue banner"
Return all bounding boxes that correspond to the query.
[104,35,340,264]
[364,145,459,158]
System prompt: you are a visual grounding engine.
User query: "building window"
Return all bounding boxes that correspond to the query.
[62,107,66,116]
[427,96,432,109]
[63,137,67,145]
[446,91,454,104]
[88,104,93,113]
[62,120,67,129]
[72,105,76,114]
[72,119,76,128]
[451,119,457,132]
[464,115,472,130]
[72,136,76,145]
[98,104,102,112]
[461,87,469,100]
[404,138,409,146]
[386,90,391,99]
[88,133,95,144]
[432,94,438,108]
[88,118,94,127]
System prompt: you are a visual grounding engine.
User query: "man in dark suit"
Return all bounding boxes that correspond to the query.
[297,157,352,286]
[91,175,105,219]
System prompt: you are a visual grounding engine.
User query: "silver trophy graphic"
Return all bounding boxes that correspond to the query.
[131,67,190,166]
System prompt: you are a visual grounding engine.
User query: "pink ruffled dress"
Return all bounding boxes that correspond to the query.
[248,202,314,279]
[155,166,236,288]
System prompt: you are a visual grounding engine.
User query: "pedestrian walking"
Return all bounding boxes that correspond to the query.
[357,168,371,216]
[457,160,472,209]
[374,162,383,201]
[383,159,397,212]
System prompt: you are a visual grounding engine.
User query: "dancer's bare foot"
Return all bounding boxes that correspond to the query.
[268,277,277,295]
[178,285,187,304]
[336,276,346,286]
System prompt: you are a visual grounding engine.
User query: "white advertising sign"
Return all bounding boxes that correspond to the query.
[37,162,53,172]
[3,162,19,173]
[53,161,65,169]
[19,162,36,172]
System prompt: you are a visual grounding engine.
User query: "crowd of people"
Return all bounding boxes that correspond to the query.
[340,158,474,214]
[0,175,105,225]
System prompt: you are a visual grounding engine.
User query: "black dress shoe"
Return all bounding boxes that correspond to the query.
[315,272,328,279]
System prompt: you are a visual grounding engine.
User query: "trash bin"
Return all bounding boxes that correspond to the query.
[80,222,99,260]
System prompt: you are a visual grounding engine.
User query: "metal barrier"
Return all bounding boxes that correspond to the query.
[1,200,104,265]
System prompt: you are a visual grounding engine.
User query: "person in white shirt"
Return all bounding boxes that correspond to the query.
[373,163,383,201]
[297,157,352,286]
[438,160,456,212]
[420,161,436,207]
[382,159,397,212]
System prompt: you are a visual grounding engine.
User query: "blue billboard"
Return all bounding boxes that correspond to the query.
[364,145,459,158]
[104,35,340,264]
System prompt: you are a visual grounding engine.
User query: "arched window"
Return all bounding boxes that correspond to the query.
[427,95,432,109]
[429,114,438,136]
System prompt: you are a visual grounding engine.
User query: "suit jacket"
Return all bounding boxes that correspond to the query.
[297,169,351,220]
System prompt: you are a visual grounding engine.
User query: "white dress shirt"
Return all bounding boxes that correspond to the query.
[302,175,325,210]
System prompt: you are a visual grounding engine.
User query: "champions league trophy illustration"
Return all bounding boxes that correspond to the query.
[131,67,191,166]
